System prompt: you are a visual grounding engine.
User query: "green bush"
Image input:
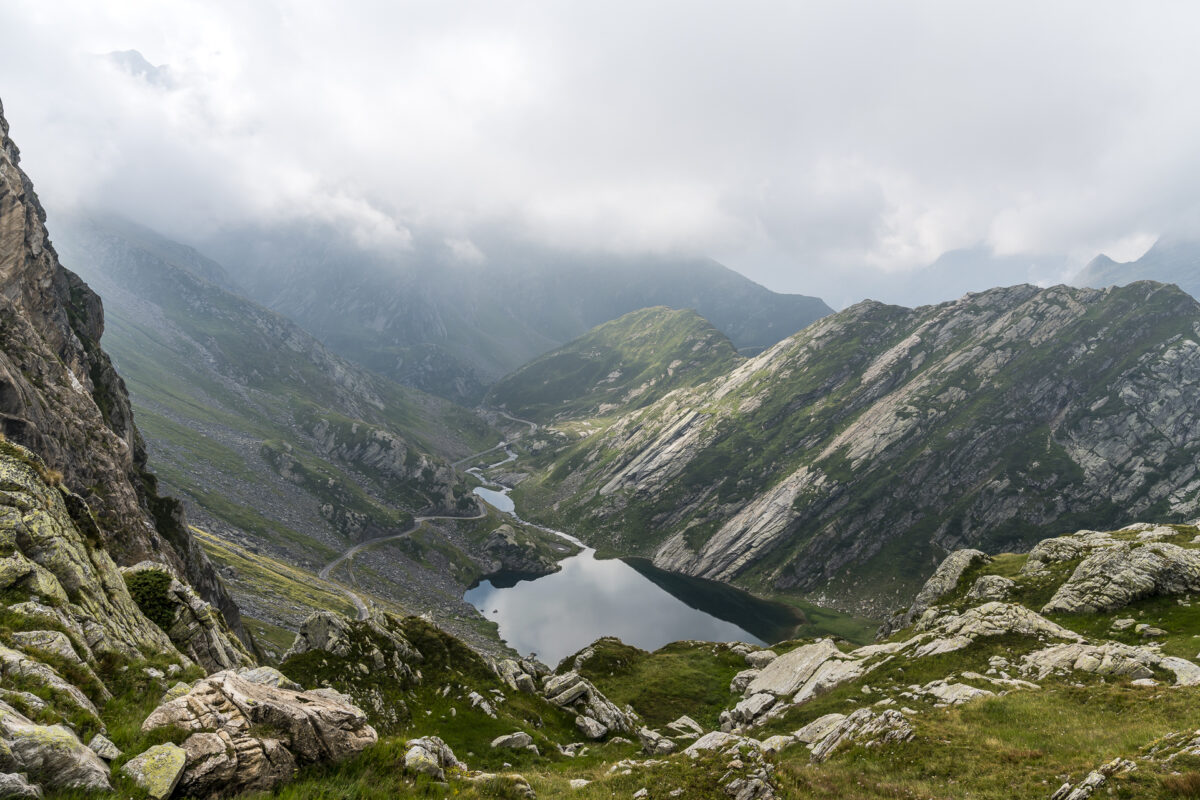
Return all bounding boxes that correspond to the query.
[123,569,176,631]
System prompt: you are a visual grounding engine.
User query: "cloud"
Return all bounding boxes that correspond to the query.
[1,0,1197,305]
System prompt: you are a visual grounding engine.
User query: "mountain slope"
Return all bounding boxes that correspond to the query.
[487,306,742,423]
[197,223,832,400]
[514,282,1200,615]
[53,214,494,568]
[1074,235,1200,298]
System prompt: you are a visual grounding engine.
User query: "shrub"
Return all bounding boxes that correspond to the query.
[123,569,177,631]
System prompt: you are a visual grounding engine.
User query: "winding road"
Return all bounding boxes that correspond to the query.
[319,409,539,621]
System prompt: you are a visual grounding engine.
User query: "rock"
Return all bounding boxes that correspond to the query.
[1110,618,1136,631]
[744,640,843,698]
[0,700,110,792]
[162,682,192,704]
[141,670,376,797]
[575,716,608,739]
[543,672,638,736]
[809,709,914,763]
[495,659,539,694]
[731,693,777,724]
[915,680,994,705]
[467,692,496,718]
[878,549,990,637]
[759,735,795,753]
[916,602,1084,646]
[236,666,302,690]
[730,669,760,694]
[0,773,40,798]
[792,713,846,744]
[403,736,460,781]
[684,731,759,757]
[965,574,1015,602]
[744,650,777,669]
[87,733,121,761]
[637,728,677,756]
[0,645,101,724]
[666,715,705,738]
[121,744,186,800]
[1042,542,1200,615]
[482,524,558,579]
[491,732,533,750]
[633,788,648,798]
[569,778,590,789]
[1131,678,1158,687]
[1017,642,1200,683]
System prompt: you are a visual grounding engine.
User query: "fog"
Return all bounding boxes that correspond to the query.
[2,1,1198,307]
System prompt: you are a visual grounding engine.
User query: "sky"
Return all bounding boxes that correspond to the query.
[1,1,1198,307]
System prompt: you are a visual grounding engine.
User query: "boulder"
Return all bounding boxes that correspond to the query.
[744,650,777,669]
[1042,543,1200,615]
[965,574,1015,602]
[141,670,376,797]
[491,732,533,750]
[403,736,460,781]
[792,713,847,745]
[0,773,40,798]
[666,715,705,738]
[744,640,843,698]
[730,669,760,694]
[120,744,186,800]
[1018,642,1186,682]
[575,716,607,739]
[87,734,121,761]
[916,602,1084,645]
[0,700,110,793]
[637,727,677,756]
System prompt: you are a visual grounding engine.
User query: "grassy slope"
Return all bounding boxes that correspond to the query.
[487,306,742,423]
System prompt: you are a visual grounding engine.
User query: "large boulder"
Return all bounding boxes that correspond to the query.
[120,743,186,800]
[403,736,461,781]
[0,700,110,793]
[141,670,377,798]
[1041,542,1200,615]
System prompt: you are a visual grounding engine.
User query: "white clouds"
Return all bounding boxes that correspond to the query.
[1,0,1199,302]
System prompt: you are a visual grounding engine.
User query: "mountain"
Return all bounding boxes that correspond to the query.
[195,223,833,401]
[486,306,742,424]
[510,282,1200,616]
[0,99,249,648]
[50,214,579,648]
[1074,235,1200,299]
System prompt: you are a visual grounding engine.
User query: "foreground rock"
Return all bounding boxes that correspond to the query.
[121,744,186,799]
[404,736,462,781]
[0,700,110,792]
[141,670,377,797]
[1042,541,1200,614]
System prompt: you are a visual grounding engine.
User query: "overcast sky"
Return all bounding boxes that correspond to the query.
[2,1,1198,307]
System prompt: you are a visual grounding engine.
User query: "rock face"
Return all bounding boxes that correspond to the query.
[1042,542,1200,614]
[141,670,377,798]
[0,442,178,661]
[528,281,1200,614]
[122,562,253,673]
[0,98,246,647]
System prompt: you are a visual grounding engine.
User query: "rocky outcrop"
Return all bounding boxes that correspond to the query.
[878,549,990,637]
[0,442,178,661]
[1041,541,1200,614]
[403,736,462,781]
[0,97,247,648]
[808,708,914,763]
[141,670,377,798]
[482,524,559,579]
[1020,641,1200,685]
[122,561,252,672]
[542,671,639,738]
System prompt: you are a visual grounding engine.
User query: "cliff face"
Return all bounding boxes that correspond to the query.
[522,282,1200,615]
[0,99,247,646]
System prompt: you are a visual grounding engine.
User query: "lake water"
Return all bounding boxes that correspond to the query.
[468,486,801,665]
